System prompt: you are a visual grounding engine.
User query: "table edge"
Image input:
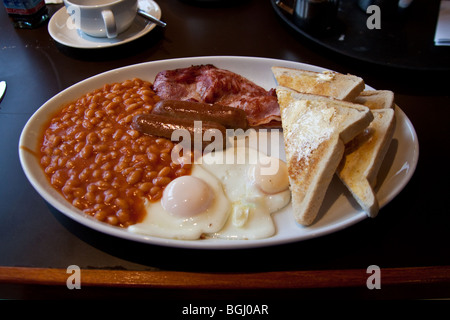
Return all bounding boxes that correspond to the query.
[0,266,449,290]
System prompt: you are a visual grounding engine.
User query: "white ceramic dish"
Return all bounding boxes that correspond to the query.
[18,56,419,249]
[48,0,162,49]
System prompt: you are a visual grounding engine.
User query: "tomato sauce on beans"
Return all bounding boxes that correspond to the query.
[39,78,191,227]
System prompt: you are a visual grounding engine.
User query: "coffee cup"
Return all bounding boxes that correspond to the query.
[64,0,138,38]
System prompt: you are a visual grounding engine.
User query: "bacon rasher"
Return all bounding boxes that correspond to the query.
[152,65,281,127]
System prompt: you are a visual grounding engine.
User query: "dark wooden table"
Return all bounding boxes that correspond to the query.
[1,0,449,303]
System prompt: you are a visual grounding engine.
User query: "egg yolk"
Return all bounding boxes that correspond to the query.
[161,176,214,218]
[251,158,290,194]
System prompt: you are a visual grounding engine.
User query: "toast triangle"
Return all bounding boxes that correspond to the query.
[272,66,365,101]
[337,108,396,217]
[276,87,373,226]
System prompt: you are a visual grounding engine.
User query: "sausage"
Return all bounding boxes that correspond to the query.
[152,100,248,129]
[132,113,227,151]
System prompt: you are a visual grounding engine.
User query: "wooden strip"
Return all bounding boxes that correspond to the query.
[0,266,449,289]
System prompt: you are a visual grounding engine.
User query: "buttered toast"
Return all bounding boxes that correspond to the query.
[276,87,373,226]
[272,66,365,101]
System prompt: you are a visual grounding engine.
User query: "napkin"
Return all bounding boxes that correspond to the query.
[434,0,450,46]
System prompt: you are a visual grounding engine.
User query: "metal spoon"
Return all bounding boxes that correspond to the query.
[137,9,166,27]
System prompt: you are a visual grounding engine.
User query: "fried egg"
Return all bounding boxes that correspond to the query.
[128,164,231,240]
[128,131,291,241]
[200,146,291,240]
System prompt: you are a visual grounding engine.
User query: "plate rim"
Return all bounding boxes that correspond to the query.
[18,55,419,250]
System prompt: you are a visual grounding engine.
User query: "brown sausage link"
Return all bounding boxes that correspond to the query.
[132,113,227,150]
[152,100,248,129]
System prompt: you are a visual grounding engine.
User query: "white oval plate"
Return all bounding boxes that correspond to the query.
[19,56,419,249]
[48,0,162,49]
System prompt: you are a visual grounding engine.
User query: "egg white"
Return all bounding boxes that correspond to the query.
[200,146,291,240]
[128,165,231,240]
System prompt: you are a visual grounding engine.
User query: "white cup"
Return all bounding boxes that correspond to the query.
[64,0,138,38]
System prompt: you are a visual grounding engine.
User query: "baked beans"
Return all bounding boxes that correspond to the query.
[40,78,192,227]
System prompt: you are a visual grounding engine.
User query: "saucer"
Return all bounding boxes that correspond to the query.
[48,0,162,49]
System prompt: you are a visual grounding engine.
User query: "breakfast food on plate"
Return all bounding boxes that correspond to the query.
[336,108,395,217]
[272,66,365,101]
[40,74,290,240]
[38,63,397,241]
[200,146,291,240]
[128,164,231,240]
[129,144,291,240]
[153,64,280,127]
[336,89,395,217]
[152,100,249,129]
[132,113,228,151]
[39,78,191,228]
[276,86,373,226]
[272,65,397,222]
[353,90,394,110]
